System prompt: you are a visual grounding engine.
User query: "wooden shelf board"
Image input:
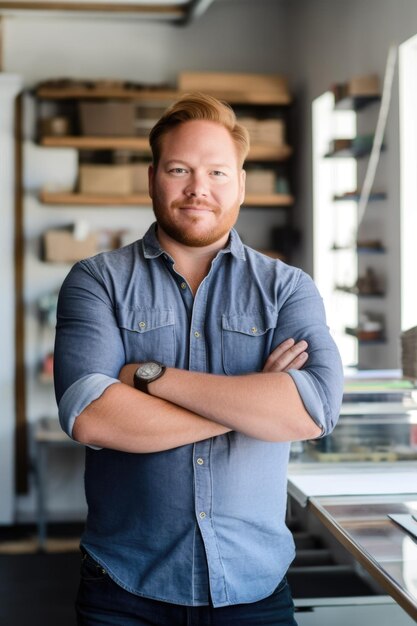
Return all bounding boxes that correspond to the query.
[0,2,185,17]
[324,147,372,159]
[39,190,293,208]
[36,86,179,102]
[36,86,291,106]
[41,135,151,150]
[40,191,152,206]
[345,327,386,342]
[244,193,294,207]
[331,245,386,254]
[333,192,387,202]
[40,135,292,162]
[334,94,381,111]
[335,286,385,297]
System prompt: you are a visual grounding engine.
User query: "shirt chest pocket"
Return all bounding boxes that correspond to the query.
[116,307,176,366]
[221,312,278,375]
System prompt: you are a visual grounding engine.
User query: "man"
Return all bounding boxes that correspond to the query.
[54,92,343,625]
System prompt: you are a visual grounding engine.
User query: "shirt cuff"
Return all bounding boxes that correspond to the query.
[286,369,327,436]
[58,373,121,448]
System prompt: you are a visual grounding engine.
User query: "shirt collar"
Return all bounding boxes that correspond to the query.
[142,222,246,262]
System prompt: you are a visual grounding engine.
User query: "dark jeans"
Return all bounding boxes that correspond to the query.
[76,551,298,626]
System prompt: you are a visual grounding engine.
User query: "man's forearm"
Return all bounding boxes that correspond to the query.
[71,339,316,452]
[148,367,321,442]
[72,381,231,453]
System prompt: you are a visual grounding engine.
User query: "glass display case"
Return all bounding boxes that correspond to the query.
[292,371,417,464]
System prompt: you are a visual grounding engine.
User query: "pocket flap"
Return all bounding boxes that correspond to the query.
[116,307,174,334]
[222,311,278,337]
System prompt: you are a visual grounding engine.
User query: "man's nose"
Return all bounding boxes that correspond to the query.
[184,174,208,198]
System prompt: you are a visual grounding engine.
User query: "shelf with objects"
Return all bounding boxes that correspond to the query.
[313,72,390,368]
[34,75,295,213]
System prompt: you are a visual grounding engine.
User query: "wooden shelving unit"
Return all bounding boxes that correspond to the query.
[324,78,388,365]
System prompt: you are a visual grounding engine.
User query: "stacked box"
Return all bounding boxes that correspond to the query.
[348,74,380,96]
[178,72,290,102]
[245,169,276,194]
[43,230,98,263]
[135,105,167,137]
[131,163,150,193]
[79,101,136,136]
[239,117,286,146]
[79,164,133,195]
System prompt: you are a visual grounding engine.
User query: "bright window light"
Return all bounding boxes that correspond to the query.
[399,34,417,331]
[312,92,358,366]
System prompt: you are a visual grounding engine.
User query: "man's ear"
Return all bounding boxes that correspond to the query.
[239,169,246,205]
[148,164,154,199]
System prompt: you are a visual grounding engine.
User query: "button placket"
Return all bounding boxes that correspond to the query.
[194,441,211,523]
[188,277,208,372]
[193,440,228,605]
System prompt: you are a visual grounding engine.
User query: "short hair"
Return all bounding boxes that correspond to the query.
[149,92,250,168]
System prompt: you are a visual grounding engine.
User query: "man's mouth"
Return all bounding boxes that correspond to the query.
[172,200,217,212]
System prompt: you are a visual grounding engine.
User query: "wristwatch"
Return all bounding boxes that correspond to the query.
[133,361,166,394]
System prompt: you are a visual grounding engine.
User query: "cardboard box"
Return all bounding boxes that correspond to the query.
[178,72,290,101]
[245,169,276,194]
[348,74,380,97]
[43,229,98,263]
[79,164,133,195]
[131,163,150,193]
[79,101,136,136]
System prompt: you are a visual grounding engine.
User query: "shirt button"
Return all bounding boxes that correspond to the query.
[139,321,146,329]
[251,326,257,334]
[180,282,187,290]
[196,458,204,465]
[199,512,206,519]
[194,331,201,338]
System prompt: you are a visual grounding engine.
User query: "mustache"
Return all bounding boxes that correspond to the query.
[171,199,219,211]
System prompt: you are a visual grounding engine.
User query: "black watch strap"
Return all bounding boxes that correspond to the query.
[133,362,166,394]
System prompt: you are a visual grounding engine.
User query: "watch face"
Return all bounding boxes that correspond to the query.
[138,362,163,380]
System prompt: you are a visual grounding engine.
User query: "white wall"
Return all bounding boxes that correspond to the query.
[4,1,289,84]
[0,75,23,523]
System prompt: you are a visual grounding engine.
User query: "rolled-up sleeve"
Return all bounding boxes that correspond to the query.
[58,373,120,439]
[54,260,126,440]
[274,269,343,436]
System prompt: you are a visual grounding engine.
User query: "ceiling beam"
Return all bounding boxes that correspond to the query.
[0,2,187,20]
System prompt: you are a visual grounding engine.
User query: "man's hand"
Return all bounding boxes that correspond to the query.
[263,338,308,373]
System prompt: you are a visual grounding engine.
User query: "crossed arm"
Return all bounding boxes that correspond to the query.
[72,338,321,453]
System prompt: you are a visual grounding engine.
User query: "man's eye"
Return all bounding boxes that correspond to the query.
[169,167,187,174]
[212,170,226,177]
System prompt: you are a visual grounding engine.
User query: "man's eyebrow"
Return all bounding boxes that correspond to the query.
[164,159,188,166]
[164,159,233,169]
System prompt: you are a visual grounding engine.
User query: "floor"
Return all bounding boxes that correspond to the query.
[0,523,82,626]
[0,520,378,625]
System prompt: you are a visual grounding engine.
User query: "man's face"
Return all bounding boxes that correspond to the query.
[149,120,246,248]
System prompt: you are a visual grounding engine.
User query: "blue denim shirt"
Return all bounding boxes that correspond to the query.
[55,223,343,608]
